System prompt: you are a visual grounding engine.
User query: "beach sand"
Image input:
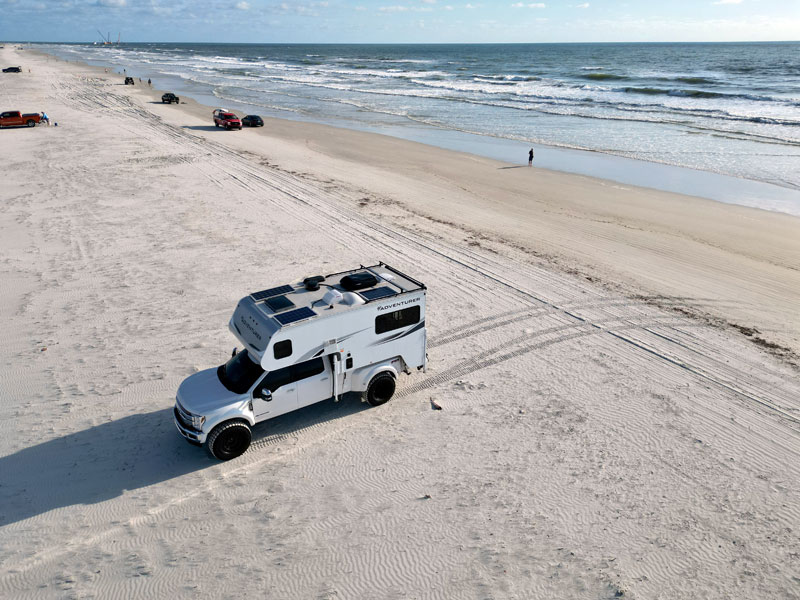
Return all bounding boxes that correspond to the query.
[1,46,799,599]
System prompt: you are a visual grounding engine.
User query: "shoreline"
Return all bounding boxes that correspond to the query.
[20,45,800,359]
[33,43,800,216]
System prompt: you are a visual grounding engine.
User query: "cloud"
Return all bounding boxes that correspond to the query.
[713,0,743,3]
[273,2,327,15]
[576,2,589,7]
[379,4,433,11]
[97,0,126,6]
[512,2,545,7]
[236,1,249,9]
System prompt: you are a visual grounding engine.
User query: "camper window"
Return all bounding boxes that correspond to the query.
[274,340,292,359]
[375,306,420,335]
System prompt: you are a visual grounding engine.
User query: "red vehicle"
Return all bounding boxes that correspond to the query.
[213,109,242,130]
[0,110,42,127]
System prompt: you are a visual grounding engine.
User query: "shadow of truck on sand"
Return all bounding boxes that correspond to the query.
[0,396,370,526]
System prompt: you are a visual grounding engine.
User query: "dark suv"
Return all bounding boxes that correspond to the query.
[161,93,180,104]
[2,66,22,73]
[242,115,264,127]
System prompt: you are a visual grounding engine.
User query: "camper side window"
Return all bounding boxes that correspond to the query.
[274,340,292,359]
[375,306,420,334]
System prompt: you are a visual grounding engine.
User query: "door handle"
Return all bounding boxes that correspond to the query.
[287,388,295,392]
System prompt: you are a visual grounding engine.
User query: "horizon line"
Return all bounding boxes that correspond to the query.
[7,39,799,45]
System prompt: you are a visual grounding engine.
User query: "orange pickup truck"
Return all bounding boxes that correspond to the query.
[0,111,42,127]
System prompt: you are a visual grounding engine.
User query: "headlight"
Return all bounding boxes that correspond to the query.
[192,415,206,430]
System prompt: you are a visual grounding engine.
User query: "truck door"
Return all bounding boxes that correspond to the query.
[251,366,297,420]
[294,357,332,409]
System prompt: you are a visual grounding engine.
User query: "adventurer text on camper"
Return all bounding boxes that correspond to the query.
[240,316,262,340]
[376,297,420,312]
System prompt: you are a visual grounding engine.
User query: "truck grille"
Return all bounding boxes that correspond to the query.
[174,399,199,432]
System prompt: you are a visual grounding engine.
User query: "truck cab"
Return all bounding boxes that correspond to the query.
[174,263,426,460]
[0,111,40,127]
[213,109,242,130]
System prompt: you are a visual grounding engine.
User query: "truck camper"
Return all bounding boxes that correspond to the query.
[174,263,427,460]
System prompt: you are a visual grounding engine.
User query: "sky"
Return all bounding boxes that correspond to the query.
[1,0,798,43]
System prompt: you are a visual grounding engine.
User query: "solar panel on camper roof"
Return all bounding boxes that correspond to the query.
[274,306,316,326]
[360,286,397,301]
[251,285,293,301]
[265,295,295,312]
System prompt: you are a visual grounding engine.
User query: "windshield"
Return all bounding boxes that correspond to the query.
[217,349,265,394]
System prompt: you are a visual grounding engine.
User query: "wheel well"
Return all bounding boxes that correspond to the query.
[381,366,398,378]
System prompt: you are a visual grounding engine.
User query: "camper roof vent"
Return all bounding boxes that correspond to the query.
[303,275,325,291]
[341,292,365,306]
[341,272,378,291]
[322,288,343,306]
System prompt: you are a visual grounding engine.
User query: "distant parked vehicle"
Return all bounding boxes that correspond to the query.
[213,109,242,130]
[124,76,135,85]
[242,115,264,127]
[0,110,42,127]
[161,92,180,104]
[2,66,22,73]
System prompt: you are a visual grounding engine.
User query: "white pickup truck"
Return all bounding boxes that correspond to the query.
[174,263,427,460]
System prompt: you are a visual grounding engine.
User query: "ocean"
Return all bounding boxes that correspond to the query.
[39,42,800,213]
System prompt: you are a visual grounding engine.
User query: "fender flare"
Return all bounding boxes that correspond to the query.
[353,363,398,393]
[204,404,256,435]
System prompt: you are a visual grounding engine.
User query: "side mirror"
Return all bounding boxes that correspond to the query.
[260,389,272,402]
[231,347,238,357]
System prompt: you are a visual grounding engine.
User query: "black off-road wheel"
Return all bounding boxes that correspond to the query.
[26,119,35,127]
[363,372,396,407]
[207,421,252,460]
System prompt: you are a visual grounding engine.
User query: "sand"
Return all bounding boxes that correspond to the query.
[1,46,799,599]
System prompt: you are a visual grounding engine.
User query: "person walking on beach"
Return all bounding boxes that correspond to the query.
[41,112,50,126]
[528,148,534,167]
[148,78,151,86]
